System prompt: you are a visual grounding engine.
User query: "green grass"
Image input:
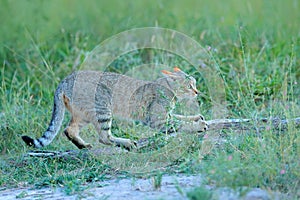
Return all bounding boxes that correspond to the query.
[0,0,299,198]
[187,186,212,200]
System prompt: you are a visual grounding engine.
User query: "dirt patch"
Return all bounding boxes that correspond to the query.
[0,175,202,200]
[0,174,282,200]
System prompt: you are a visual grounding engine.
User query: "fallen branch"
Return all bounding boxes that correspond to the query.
[206,117,300,131]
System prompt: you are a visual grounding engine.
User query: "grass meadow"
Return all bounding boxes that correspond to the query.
[0,0,299,199]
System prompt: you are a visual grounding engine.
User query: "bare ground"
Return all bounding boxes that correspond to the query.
[0,174,283,200]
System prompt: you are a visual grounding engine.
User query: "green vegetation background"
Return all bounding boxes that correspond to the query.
[0,0,299,197]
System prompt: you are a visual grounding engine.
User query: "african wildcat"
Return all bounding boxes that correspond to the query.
[22,67,208,150]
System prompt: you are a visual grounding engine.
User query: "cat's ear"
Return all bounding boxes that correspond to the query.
[161,70,172,75]
[173,66,187,76]
[173,67,181,72]
[162,67,182,75]
[161,70,178,79]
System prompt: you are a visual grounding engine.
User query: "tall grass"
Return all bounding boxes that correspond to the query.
[0,0,299,197]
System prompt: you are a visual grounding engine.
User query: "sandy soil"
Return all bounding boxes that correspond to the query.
[0,174,280,200]
[0,175,202,200]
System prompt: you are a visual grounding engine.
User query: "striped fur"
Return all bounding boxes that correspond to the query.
[22,68,208,150]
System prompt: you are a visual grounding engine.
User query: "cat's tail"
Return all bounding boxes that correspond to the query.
[22,88,66,148]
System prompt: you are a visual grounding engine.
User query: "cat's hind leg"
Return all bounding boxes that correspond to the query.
[64,117,92,149]
[93,117,136,151]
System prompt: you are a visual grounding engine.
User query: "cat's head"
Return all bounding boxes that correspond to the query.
[161,67,199,100]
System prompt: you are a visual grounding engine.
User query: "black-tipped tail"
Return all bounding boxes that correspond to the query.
[22,135,35,147]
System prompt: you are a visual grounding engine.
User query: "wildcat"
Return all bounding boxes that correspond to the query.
[22,67,208,150]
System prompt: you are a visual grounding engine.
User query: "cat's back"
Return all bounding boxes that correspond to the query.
[58,71,150,117]
[57,70,177,122]
[58,71,121,98]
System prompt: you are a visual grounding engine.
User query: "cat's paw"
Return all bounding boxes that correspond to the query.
[196,119,209,132]
[118,140,137,151]
[194,114,205,122]
[124,141,137,151]
[85,143,93,149]
[77,143,93,149]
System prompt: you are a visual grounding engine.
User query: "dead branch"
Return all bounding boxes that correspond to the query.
[206,117,300,131]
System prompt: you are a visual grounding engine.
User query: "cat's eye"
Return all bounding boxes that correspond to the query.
[188,84,193,89]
